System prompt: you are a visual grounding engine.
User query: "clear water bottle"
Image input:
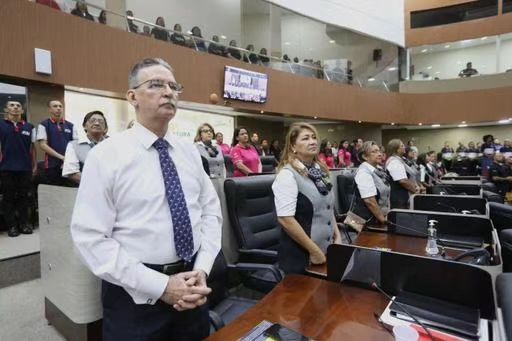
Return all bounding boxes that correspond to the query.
[425,220,439,256]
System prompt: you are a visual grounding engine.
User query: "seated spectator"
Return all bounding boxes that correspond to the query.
[141,25,151,37]
[293,57,299,63]
[227,40,242,60]
[489,153,512,196]
[62,111,108,185]
[170,24,187,46]
[215,132,231,155]
[207,35,226,56]
[318,140,335,169]
[459,62,478,78]
[501,139,512,154]
[243,44,259,64]
[337,139,352,168]
[98,10,107,25]
[151,17,170,42]
[126,10,138,33]
[71,1,94,21]
[259,48,270,64]
[230,127,262,177]
[270,139,281,162]
[191,26,207,52]
[346,60,353,85]
[456,141,466,153]
[194,123,225,178]
[282,54,291,62]
[481,134,496,177]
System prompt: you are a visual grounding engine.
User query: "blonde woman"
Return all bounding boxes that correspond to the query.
[272,123,341,274]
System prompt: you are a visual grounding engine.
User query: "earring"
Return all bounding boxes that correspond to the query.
[293,150,297,154]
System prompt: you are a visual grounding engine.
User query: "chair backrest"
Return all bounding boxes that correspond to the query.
[490,202,512,232]
[484,190,505,204]
[337,173,356,214]
[429,184,482,196]
[411,194,488,215]
[224,155,234,178]
[260,156,277,174]
[224,175,280,252]
[496,273,512,341]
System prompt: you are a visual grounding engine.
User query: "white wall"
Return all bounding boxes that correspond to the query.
[126,0,242,43]
[64,91,234,144]
[242,14,270,50]
[266,0,405,46]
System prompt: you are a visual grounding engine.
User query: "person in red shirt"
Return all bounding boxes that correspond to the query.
[318,139,335,169]
[337,139,352,168]
[215,132,231,155]
[230,127,262,177]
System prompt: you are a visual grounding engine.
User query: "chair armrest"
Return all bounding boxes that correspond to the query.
[208,310,225,332]
[228,263,283,282]
[238,249,278,264]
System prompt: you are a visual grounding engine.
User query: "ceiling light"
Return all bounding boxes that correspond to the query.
[358,120,362,123]
[388,67,398,71]
[481,36,488,40]
[461,121,466,124]
[458,124,467,128]
[284,42,291,45]
[426,66,432,70]
[435,71,440,74]
[444,45,450,48]
[499,119,510,124]
[391,122,395,125]
[431,124,440,127]
[329,40,336,44]
[220,35,227,39]
[313,116,318,119]
[421,49,428,53]
[260,110,264,114]
[368,77,375,82]
[418,123,423,126]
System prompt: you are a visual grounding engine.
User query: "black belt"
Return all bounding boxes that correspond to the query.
[144,254,196,276]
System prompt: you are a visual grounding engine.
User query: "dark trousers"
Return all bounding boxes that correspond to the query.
[0,171,32,227]
[102,281,209,341]
[43,167,76,187]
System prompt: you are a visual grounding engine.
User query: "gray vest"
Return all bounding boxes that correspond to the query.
[195,142,225,178]
[284,164,335,253]
[70,140,93,171]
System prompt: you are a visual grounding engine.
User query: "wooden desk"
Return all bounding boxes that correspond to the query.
[206,275,392,341]
[305,230,465,277]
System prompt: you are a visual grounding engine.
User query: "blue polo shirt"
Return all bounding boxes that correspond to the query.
[0,119,35,172]
[37,118,75,169]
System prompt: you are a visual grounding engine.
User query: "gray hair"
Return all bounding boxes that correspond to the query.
[359,140,378,161]
[128,58,174,89]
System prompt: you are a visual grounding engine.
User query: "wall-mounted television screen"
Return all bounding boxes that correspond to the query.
[223,66,268,103]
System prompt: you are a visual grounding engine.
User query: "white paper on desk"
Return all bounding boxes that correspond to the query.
[379,299,489,341]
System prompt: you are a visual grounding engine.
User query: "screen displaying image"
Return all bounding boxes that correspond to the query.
[223,66,268,103]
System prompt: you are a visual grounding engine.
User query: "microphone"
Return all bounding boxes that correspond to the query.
[371,282,434,341]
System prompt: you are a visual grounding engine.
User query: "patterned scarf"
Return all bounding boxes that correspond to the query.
[293,159,332,195]
[202,141,218,157]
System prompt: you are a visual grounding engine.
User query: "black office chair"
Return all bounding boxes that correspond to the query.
[224,175,283,293]
[336,172,362,243]
[496,273,512,340]
[489,203,512,272]
[260,155,277,174]
[224,155,234,178]
[483,190,504,204]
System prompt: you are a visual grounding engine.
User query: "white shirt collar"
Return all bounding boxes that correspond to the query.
[132,121,174,150]
[362,161,376,172]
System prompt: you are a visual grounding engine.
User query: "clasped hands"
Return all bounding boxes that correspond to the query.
[160,270,211,311]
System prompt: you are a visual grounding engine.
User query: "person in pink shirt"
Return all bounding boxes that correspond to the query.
[230,127,262,177]
[318,140,335,169]
[337,139,352,168]
[215,132,231,155]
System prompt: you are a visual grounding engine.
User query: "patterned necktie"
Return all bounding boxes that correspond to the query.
[153,138,194,262]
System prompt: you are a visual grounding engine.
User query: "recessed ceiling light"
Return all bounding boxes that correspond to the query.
[499,119,510,124]
[391,122,395,125]
[431,124,440,127]
[284,42,291,45]
[421,49,428,53]
[329,40,336,44]
[358,120,362,123]
[427,66,432,70]
[481,36,488,40]
[260,110,264,114]
[458,124,467,128]
[368,77,376,82]
[388,67,398,71]
[313,116,318,119]
[444,45,450,48]
[418,123,423,126]
[461,121,466,124]
[220,35,227,39]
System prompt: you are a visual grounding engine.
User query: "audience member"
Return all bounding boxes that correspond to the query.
[352,141,390,226]
[227,40,242,60]
[337,139,352,168]
[215,132,231,155]
[243,44,259,64]
[351,138,363,167]
[62,111,108,185]
[494,138,503,152]
[386,139,420,209]
[293,57,299,63]
[190,26,207,52]
[261,139,271,156]
[272,123,340,274]
[456,141,466,153]
[404,146,423,191]
[259,48,270,64]
[151,17,170,42]
[418,151,437,188]
[459,62,478,78]
[37,100,77,186]
[346,60,353,85]
[169,24,186,46]
[0,101,37,237]
[467,141,478,153]
[282,54,291,62]
[501,139,512,154]
[250,132,262,155]
[126,10,138,33]
[481,134,496,176]
[318,140,335,169]
[98,10,107,24]
[230,127,262,176]
[71,1,94,21]
[489,153,512,196]
[71,58,220,340]
[194,123,225,178]
[141,25,151,37]
[207,35,226,57]
[407,140,418,154]
[270,139,282,161]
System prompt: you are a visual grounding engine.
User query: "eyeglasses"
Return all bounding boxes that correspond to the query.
[133,79,184,93]
[200,128,212,133]
[88,118,106,124]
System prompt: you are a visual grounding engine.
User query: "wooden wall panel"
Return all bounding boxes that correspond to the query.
[0,0,511,126]
[405,0,512,47]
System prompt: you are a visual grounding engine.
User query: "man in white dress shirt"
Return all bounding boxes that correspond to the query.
[71,58,222,340]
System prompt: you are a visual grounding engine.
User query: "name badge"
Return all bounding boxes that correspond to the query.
[64,128,72,133]
[21,130,31,136]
